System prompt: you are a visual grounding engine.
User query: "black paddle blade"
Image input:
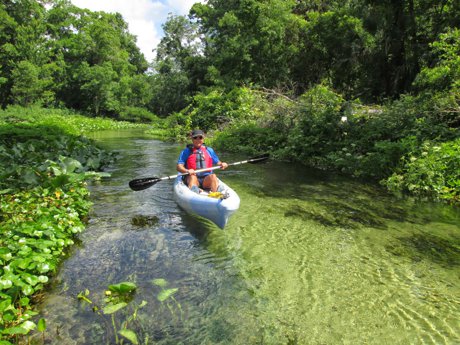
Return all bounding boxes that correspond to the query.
[129,177,161,191]
[248,153,270,163]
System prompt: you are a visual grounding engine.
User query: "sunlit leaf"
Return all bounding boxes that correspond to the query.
[37,318,46,332]
[22,285,34,296]
[0,279,13,290]
[103,302,127,314]
[60,156,83,173]
[38,275,49,283]
[20,321,36,331]
[157,288,178,302]
[108,282,137,294]
[118,329,139,344]
[152,278,168,287]
[1,326,29,335]
[19,297,30,307]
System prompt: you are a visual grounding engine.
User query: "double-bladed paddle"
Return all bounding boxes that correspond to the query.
[128,153,269,191]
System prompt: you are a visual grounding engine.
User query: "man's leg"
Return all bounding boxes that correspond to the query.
[202,174,219,192]
[186,175,200,189]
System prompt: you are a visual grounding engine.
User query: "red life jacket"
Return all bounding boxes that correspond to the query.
[185,145,213,172]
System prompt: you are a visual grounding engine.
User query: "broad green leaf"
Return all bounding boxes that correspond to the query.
[38,275,49,283]
[118,329,139,344]
[19,297,30,306]
[157,288,178,302]
[2,321,36,335]
[22,285,34,296]
[20,321,36,331]
[37,318,47,332]
[1,327,29,335]
[60,156,83,173]
[108,282,137,294]
[152,278,168,287]
[103,302,127,314]
[0,299,12,313]
[0,279,13,290]
[23,273,39,286]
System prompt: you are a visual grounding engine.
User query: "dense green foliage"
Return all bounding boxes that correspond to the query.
[0,107,143,343]
[0,0,459,203]
[0,0,152,118]
[385,139,460,202]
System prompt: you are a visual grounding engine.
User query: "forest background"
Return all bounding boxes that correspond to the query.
[1,0,459,203]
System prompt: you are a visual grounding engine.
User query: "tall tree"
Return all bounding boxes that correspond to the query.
[149,14,204,116]
[45,1,149,115]
[191,0,299,89]
[0,0,48,107]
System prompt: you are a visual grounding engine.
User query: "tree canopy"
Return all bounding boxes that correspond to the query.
[1,0,458,115]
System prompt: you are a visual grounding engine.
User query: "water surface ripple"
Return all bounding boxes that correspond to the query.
[37,130,460,345]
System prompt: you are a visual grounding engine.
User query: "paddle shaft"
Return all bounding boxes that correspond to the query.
[161,156,264,181]
[128,154,269,191]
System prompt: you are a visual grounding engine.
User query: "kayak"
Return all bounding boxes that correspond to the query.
[173,176,240,229]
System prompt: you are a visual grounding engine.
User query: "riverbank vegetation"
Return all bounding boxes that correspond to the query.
[1,0,458,203]
[0,106,145,342]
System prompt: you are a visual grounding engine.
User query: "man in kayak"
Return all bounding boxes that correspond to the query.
[177,129,228,193]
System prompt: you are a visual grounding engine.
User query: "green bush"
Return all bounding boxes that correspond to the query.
[185,87,262,131]
[0,106,124,341]
[211,124,284,156]
[384,139,460,202]
[146,111,192,142]
[118,106,159,123]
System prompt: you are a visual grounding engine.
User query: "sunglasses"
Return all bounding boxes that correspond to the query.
[193,136,203,139]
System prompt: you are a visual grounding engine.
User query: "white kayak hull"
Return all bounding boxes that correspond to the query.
[173,176,240,229]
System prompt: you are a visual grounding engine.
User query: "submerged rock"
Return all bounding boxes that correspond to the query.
[131,215,159,227]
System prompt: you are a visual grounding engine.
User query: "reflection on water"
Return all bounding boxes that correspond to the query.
[36,130,460,345]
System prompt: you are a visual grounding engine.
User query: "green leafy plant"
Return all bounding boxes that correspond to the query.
[384,139,460,202]
[78,282,144,345]
[77,279,180,344]
[152,278,182,321]
[0,107,139,343]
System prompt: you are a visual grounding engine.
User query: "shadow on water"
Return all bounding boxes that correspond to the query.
[229,158,460,271]
[386,232,460,269]
[238,159,458,228]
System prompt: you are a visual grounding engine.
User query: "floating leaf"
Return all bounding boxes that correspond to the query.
[103,302,127,314]
[37,318,46,332]
[157,288,178,302]
[118,329,139,344]
[108,282,137,294]
[152,278,168,287]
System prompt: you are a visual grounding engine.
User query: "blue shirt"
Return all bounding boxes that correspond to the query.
[177,145,220,177]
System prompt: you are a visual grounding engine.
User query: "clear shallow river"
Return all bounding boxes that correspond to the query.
[36,130,460,345]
